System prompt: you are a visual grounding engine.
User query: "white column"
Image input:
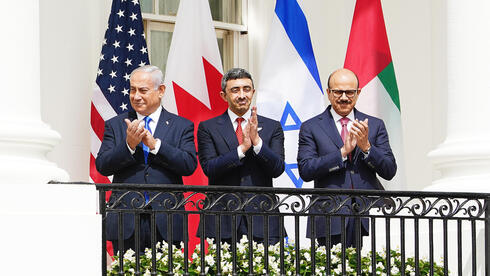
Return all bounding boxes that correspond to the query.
[427,0,490,192]
[0,2,100,275]
[0,1,68,184]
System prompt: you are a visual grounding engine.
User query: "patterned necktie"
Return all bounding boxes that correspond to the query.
[340,117,351,161]
[340,117,350,143]
[142,116,152,164]
[235,117,244,144]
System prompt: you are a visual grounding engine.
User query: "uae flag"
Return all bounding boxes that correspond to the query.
[162,0,228,251]
[344,0,405,190]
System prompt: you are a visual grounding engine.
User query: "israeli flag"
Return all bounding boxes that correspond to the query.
[256,0,324,244]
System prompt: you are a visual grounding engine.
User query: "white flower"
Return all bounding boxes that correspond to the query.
[391,266,399,274]
[331,255,340,264]
[240,235,248,244]
[304,252,311,262]
[143,269,151,276]
[205,255,215,266]
[333,264,342,274]
[377,262,385,269]
[405,264,413,272]
[332,243,342,253]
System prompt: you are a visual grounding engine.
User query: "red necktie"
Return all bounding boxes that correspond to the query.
[340,117,351,160]
[236,117,244,144]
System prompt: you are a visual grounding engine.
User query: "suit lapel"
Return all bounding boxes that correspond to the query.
[216,111,239,150]
[318,107,343,148]
[153,107,171,142]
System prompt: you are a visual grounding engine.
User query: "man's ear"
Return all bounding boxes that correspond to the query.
[219,91,227,102]
[158,84,166,98]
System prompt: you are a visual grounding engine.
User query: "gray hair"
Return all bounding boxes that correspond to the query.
[130,65,164,89]
[221,68,254,92]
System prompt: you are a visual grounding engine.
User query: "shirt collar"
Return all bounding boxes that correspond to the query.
[136,105,162,123]
[330,107,355,123]
[227,108,251,123]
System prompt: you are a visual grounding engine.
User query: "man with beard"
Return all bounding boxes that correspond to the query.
[197,68,285,244]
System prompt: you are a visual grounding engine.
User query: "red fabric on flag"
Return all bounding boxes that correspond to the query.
[164,0,227,255]
[344,0,392,88]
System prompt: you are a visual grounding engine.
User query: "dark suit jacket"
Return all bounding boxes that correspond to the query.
[95,107,197,241]
[297,105,396,237]
[197,111,285,239]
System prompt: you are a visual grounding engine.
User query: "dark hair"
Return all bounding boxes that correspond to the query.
[327,69,360,89]
[221,68,254,92]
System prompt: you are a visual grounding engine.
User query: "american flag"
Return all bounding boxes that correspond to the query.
[90,0,149,184]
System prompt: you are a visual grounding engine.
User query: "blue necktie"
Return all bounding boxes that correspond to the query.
[142,116,152,164]
[142,116,152,204]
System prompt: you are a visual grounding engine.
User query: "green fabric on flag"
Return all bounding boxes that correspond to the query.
[378,62,401,112]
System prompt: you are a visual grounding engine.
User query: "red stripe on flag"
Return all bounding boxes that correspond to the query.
[344,0,392,88]
[91,103,106,141]
[89,154,112,201]
[174,57,227,255]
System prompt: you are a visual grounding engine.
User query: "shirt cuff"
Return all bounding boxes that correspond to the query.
[150,139,161,155]
[127,143,136,155]
[237,146,246,160]
[362,148,370,159]
[253,138,262,154]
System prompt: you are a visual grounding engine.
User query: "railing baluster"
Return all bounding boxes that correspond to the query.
[216,214,221,276]
[457,219,462,276]
[341,216,346,275]
[400,218,405,276]
[135,212,141,275]
[295,215,300,276]
[183,213,189,276]
[485,198,490,276]
[264,214,269,275]
[429,219,434,276]
[414,218,420,276]
[232,214,237,276]
[386,217,391,276]
[471,219,476,276]
[100,189,107,276]
[279,215,285,276]
[326,216,331,276]
[311,216,316,275]
[371,217,376,276]
[356,216,361,275]
[200,213,205,276]
[167,213,173,275]
[444,219,448,276]
[118,212,124,276]
[151,212,156,276]
[248,215,253,276]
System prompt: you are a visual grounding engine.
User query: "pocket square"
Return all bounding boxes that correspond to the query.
[258,127,263,131]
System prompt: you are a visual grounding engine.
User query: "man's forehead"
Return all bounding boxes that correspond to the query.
[227,78,253,87]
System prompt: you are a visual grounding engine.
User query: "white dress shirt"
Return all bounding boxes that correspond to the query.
[227,108,263,160]
[127,105,162,155]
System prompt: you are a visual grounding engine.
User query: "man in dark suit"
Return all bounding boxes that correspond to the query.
[197,68,285,244]
[96,65,197,253]
[297,68,396,247]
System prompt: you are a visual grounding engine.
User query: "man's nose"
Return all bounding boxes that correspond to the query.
[340,92,349,100]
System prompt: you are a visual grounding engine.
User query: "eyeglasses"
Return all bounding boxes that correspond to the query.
[329,89,358,98]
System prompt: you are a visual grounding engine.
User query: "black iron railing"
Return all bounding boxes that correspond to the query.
[93,183,490,276]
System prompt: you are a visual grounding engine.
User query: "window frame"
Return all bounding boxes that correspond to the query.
[141,0,248,71]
